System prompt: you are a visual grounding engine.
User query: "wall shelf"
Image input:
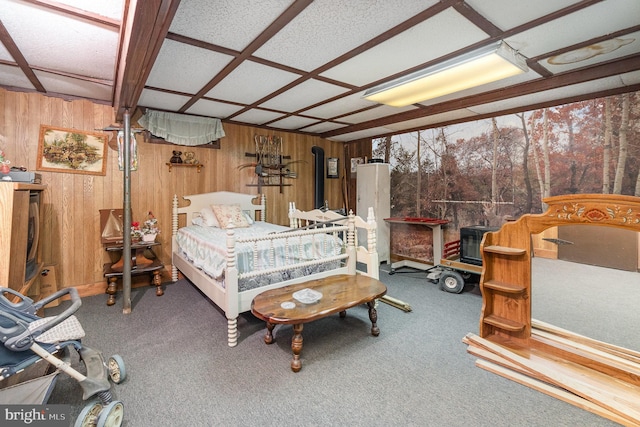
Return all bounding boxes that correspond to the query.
[166,163,203,173]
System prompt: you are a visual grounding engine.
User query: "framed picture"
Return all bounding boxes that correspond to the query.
[350,157,364,174]
[327,157,339,179]
[37,125,108,176]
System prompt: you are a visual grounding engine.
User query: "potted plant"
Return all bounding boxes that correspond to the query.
[141,211,160,242]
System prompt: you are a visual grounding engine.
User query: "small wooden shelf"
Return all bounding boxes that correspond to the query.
[483,314,526,332]
[484,245,526,256]
[483,280,526,294]
[166,163,203,172]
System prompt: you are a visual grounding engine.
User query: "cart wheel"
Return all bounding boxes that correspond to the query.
[439,270,465,293]
[96,401,124,427]
[74,401,103,427]
[107,355,126,384]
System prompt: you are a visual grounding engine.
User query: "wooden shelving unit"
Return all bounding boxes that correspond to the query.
[466,194,640,425]
[0,182,46,297]
[166,163,203,172]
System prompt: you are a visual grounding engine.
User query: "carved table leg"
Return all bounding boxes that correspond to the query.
[152,270,164,296]
[291,323,303,372]
[367,300,380,336]
[106,277,118,306]
[264,322,275,344]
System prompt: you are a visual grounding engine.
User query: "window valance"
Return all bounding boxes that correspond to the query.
[138,110,225,146]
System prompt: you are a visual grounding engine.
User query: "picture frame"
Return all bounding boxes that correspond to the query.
[37,125,108,176]
[327,157,339,179]
[350,157,364,175]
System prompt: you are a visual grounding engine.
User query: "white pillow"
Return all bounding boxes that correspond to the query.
[192,216,205,226]
[199,206,220,227]
[243,211,255,225]
[211,204,250,228]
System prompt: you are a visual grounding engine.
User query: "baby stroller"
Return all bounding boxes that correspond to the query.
[0,286,126,427]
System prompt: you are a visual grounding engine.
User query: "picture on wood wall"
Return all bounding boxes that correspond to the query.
[37,125,108,176]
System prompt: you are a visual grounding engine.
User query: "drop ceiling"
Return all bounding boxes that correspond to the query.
[1,0,639,142]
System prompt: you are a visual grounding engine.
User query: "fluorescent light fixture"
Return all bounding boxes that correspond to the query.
[363,41,528,107]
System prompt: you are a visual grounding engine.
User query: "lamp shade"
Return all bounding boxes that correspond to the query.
[363,41,528,107]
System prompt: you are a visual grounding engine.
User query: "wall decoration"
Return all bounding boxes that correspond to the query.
[350,157,364,174]
[117,130,138,171]
[37,125,108,175]
[327,157,339,178]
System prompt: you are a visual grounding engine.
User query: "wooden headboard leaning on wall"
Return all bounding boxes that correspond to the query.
[465,193,640,425]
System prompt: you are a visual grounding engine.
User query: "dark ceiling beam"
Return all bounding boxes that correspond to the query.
[113,0,182,121]
[178,0,314,113]
[321,54,640,139]
[0,20,45,92]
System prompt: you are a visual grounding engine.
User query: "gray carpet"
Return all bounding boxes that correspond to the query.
[45,262,626,427]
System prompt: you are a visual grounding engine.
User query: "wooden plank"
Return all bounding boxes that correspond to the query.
[465,333,640,424]
[476,359,640,427]
[532,319,640,364]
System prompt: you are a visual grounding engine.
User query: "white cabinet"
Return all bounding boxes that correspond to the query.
[356,163,390,264]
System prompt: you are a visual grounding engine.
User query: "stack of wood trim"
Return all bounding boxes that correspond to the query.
[464,320,640,426]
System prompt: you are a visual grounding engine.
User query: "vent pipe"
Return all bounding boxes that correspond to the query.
[311,146,324,209]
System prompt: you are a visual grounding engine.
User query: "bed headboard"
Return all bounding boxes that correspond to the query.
[173,191,266,225]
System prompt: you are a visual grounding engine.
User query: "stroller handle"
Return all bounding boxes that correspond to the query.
[0,287,82,352]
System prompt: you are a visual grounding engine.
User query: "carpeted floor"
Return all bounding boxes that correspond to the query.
[44,260,630,426]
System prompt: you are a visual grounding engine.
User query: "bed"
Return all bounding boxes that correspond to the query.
[171,191,379,347]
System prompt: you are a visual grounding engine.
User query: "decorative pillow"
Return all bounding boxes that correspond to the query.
[192,216,205,226]
[243,211,255,225]
[199,206,219,227]
[211,204,250,228]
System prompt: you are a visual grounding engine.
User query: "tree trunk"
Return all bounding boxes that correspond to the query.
[491,118,498,213]
[416,131,421,216]
[517,113,533,213]
[613,94,629,194]
[542,108,551,209]
[603,97,612,194]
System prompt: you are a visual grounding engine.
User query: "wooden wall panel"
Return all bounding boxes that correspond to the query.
[0,88,346,290]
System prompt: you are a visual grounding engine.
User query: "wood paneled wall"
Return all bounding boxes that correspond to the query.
[0,88,346,290]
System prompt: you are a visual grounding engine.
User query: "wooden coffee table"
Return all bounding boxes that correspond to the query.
[251,274,387,372]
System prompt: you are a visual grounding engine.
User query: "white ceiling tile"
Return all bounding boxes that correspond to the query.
[320,8,489,86]
[467,76,630,115]
[170,0,293,51]
[384,109,479,132]
[137,89,192,111]
[327,127,396,142]
[541,33,640,74]
[267,116,318,130]
[232,109,285,125]
[259,79,349,112]
[620,70,640,85]
[254,0,438,71]
[339,105,417,124]
[300,122,347,133]
[506,0,640,58]
[33,71,112,101]
[186,99,244,119]
[0,1,119,80]
[0,64,36,90]
[302,93,376,119]
[55,0,123,19]
[465,0,580,30]
[146,39,234,94]
[206,61,301,104]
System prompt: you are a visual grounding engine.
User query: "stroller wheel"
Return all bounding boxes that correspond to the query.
[75,401,103,427]
[108,355,126,384]
[97,401,124,427]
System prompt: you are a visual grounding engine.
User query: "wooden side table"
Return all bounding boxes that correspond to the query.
[103,242,164,306]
